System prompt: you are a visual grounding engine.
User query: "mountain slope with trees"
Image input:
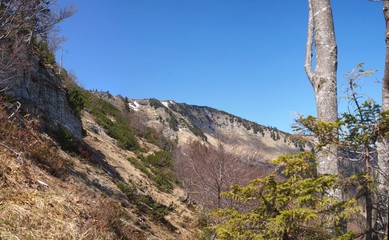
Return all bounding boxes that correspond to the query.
[95,93,307,164]
[3,1,389,239]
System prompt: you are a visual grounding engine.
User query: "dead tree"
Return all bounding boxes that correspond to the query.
[0,0,74,90]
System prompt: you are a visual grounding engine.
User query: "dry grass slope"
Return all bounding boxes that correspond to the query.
[0,98,197,240]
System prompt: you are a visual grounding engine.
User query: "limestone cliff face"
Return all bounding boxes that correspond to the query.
[88,92,308,163]
[5,58,82,139]
[93,94,307,163]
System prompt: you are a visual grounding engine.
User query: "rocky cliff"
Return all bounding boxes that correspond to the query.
[4,58,82,139]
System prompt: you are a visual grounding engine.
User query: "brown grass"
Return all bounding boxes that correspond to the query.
[0,98,73,179]
[0,180,145,240]
[83,197,145,240]
[0,100,144,239]
[28,141,73,179]
[0,188,80,239]
[0,98,197,240]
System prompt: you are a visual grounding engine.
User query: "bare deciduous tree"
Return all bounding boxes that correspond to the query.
[174,140,271,209]
[305,0,338,175]
[0,0,75,90]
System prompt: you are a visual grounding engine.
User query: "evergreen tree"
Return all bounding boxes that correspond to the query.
[211,152,358,240]
[210,66,389,239]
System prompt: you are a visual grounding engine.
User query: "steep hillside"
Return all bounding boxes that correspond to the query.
[0,57,202,239]
[0,96,198,239]
[0,3,306,238]
[0,63,305,239]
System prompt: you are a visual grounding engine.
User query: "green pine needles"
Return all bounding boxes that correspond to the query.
[210,152,359,240]
[208,64,389,239]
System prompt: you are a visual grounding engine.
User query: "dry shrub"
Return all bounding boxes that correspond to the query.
[0,98,73,179]
[0,155,13,188]
[28,141,73,178]
[0,152,32,188]
[0,99,38,146]
[82,198,145,240]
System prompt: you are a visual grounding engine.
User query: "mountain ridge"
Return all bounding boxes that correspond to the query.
[94,92,306,163]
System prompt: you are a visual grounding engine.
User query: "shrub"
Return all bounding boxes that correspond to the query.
[58,68,69,81]
[115,179,174,229]
[142,127,174,151]
[88,198,145,240]
[128,157,149,174]
[69,86,140,151]
[126,110,175,150]
[145,151,173,168]
[53,125,79,154]
[29,141,73,178]
[67,86,85,115]
[116,180,138,202]
[149,98,165,109]
[128,151,178,192]
[168,114,179,131]
[189,125,207,141]
[144,151,178,192]
[34,39,56,65]
[152,170,175,193]
[137,194,174,221]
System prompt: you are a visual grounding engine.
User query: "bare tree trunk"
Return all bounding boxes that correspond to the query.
[379,0,389,187]
[378,1,389,238]
[383,1,389,111]
[305,0,338,175]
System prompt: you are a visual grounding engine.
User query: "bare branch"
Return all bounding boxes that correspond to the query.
[174,140,269,209]
[7,101,21,118]
[0,0,75,91]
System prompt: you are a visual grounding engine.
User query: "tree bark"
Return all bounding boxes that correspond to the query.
[383,1,389,111]
[378,1,389,238]
[305,0,338,175]
[379,1,389,185]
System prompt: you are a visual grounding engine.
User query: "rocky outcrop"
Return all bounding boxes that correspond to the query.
[121,97,307,163]
[90,92,308,163]
[4,57,82,139]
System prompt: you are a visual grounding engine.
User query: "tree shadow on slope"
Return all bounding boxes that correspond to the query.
[68,139,128,197]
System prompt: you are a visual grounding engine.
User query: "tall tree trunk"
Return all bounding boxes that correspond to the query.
[305,0,338,175]
[383,2,389,111]
[379,1,389,187]
[378,1,389,238]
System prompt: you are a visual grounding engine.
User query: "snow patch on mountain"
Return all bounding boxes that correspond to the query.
[161,101,169,108]
[129,101,140,111]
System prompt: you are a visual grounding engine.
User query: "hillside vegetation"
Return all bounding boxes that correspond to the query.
[0,3,309,235]
[1,69,307,239]
[0,88,198,239]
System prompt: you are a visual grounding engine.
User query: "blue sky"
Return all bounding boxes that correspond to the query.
[57,0,384,132]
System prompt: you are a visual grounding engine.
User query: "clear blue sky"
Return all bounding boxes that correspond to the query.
[57,0,384,132]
